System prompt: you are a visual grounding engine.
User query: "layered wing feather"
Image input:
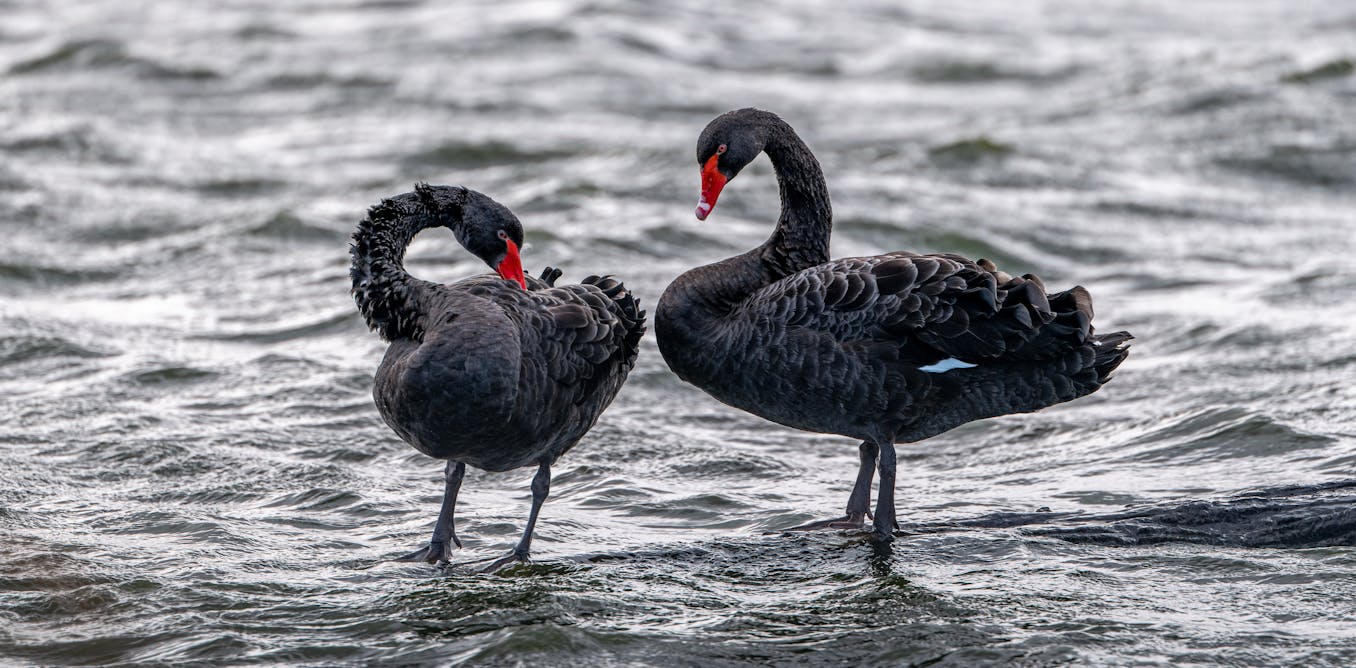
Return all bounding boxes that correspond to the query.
[742,251,1091,366]
[465,273,645,408]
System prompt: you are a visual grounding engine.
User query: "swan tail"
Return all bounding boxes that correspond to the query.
[582,275,647,366]
[1091,330,1133,383]
[984,282,1126,365]
[897,332,1130,443]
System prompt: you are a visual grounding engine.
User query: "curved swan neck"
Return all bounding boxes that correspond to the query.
[660,117,833,319]
[350,191,450,341]
[657,117,834,345]
[760,118,832,277]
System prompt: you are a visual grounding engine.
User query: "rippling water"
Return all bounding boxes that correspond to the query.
[3,1,1355,665]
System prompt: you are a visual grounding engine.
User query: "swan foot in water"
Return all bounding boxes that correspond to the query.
[869,441,898,543]
[785,441,882,533]
[443,545,530,572]
[476,547,531,573]
[785,512,871,532]
[466,460,552,574]
[393,460,466,565]
[393,538,460,565]
[868,523,901,543]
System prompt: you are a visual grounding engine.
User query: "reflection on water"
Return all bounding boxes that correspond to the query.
[2,0,1355,665]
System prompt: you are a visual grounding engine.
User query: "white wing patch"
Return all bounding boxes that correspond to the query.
[918,357,977,373]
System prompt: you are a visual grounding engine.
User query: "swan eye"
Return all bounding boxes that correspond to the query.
[497,230,508,241]
[716,144,727,155]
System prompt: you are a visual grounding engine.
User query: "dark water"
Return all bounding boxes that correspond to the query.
[3,1,1355,665]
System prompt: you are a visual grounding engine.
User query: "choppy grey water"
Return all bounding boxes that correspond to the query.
[3,1,1355,665]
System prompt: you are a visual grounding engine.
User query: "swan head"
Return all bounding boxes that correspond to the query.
[416,184,527,289]
[461,191,526,290]
[694,108,776,220]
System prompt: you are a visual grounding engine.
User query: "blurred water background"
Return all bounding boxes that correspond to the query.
[2,0,1355,665]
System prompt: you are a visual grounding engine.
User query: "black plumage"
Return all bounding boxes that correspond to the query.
[351,184,645,567]
[656,109,1130,542]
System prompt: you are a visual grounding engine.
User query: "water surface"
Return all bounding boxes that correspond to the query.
[3,1,1356,665]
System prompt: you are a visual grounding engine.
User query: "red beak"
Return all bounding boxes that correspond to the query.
[496,238,526,289]
[696,153,727,221]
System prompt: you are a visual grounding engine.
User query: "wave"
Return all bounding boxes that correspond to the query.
[193,311,356,343]
[1124,408,1335,464]
[243,211,346,242]
[908,480,1356,548]
[926,137,1015,165]
[1216,143,1356,187]
[0,261,121,285]
[124,365,219,386]
[1,122,129,163]
[910,59,1080,84]
[0,335,114,366]
[403,141,576,169]
[1280,58,1354,84]
[9,39,218,80]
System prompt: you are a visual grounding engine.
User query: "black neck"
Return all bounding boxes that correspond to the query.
[758,116,832,278]
[350,195,442,341]
[658,115,834,337]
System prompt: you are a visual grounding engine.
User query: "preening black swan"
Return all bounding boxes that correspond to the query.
[656,109,1131,542]
[351,184,645,568]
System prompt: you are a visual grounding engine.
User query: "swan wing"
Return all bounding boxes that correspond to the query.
[744,252,1085,364]
[515,276,646,405]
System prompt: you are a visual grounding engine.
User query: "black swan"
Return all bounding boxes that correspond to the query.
[350,184,645,568]
[656,109,1131,542]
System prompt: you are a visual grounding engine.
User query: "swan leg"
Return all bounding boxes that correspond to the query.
[786,441,878,531]
[845,441,880,522]
[395,461,466,564]
[870,441,898,543]
[481,460,551,572]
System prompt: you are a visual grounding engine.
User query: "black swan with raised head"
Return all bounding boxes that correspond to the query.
[656,109,1131,542]
[350,184,645,568]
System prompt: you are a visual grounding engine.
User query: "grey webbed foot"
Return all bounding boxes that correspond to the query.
[785,511,871,532]
[870,441,899,543]
[480,461,549,572]
[785,441,880,534]
[394,461,466,565]
[448,546,530,573]
[868,505,899,543]
[478,548,531,573]
[393,536,461,565]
